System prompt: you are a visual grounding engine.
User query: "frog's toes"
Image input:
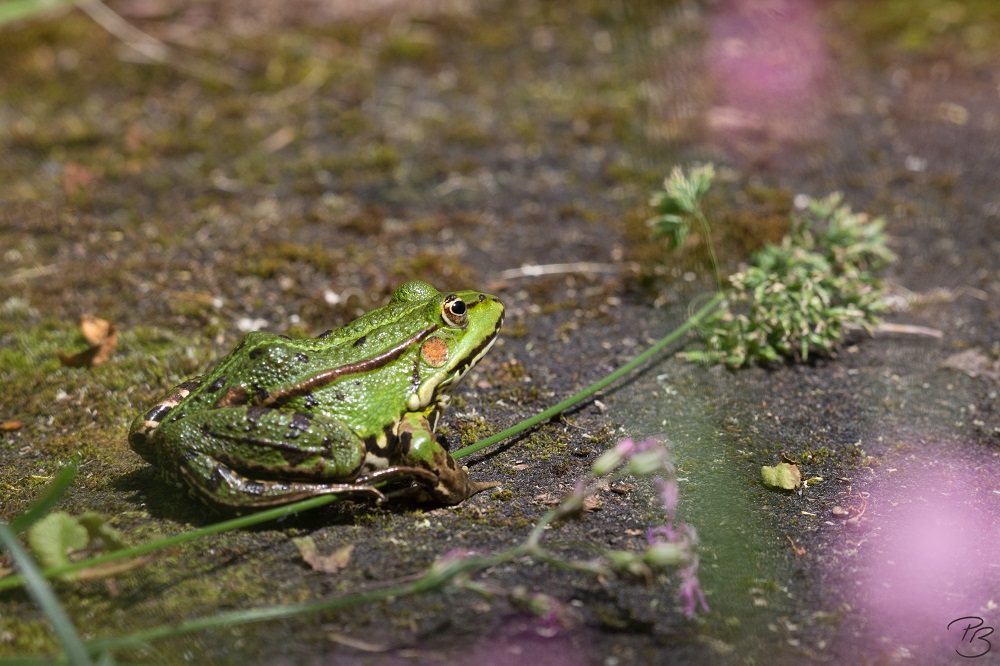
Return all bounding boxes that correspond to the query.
[466,479,501,497]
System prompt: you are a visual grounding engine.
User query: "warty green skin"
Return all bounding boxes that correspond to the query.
[128,281,504,508]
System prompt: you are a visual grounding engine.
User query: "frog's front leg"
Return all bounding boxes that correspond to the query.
[394,413,500,504]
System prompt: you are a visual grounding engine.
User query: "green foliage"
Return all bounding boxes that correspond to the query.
[648,164,716,251]
[26,512,90,575]
[0,0,74,26]
[25,507,130,581]
[684,191,895,367]
[648,165,895,368]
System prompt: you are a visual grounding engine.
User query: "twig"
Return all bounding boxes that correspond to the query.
[74,0,169,62]
[785,535,806,556]
[845,322,944,339]
[73,0,241,87]
[497,262,637,281]
[873,322,943,338]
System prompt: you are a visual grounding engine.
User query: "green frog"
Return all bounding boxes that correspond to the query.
[129,280,504,509]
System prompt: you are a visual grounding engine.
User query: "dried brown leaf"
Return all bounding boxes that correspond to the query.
[80,315,112,345]
[327,632,390,653]
[63,163,100,197]
[76,556,153,581]
[58,346,103,368]
[940,349,1000,380]
[58,316,119,367]
[293,537,354,574]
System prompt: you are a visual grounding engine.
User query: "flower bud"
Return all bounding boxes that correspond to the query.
[626,450,667,476]
[591,448,626,477]
[606,550,652,581]
[643,541,683,569]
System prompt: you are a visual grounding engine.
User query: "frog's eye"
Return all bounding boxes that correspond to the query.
[442,294,468,328]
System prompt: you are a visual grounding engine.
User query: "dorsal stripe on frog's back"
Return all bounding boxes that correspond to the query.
[254,325,439,409]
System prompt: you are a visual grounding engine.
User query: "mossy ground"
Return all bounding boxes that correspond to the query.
[2,0,999,664]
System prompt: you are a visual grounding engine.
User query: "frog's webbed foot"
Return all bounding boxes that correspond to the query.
[466,479,503,495]
[178,453,387,509]
[385,466,501,505]
[355,466,498,505]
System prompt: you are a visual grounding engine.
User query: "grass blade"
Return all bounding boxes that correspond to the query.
[0,522,93,666]
[0,0,74,25]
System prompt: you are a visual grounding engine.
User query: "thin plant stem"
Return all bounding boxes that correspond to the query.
[87,547,517,652]
[694,208,723,292]
[454,291,724,458]
[0,523,94,666]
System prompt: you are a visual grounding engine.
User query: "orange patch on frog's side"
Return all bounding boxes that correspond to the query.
[421,337,450,367]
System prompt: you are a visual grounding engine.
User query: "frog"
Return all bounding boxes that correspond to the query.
[128,280,504,509]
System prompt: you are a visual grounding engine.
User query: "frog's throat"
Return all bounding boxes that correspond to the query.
[253,325,440,409]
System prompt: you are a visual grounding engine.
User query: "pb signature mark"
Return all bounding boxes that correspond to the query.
[947,616,994,659]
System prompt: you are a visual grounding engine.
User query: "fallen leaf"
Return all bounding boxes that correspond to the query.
[582,494,603,512]
[293,537,354,574]
[761,462,802,490]
[78,511,129,550]
[58,316,119,367]
[27,512,89,574]
[26,510,135,582]
[79,315,112,345]
[1,421,23,431]
[58,346,102,368]
[62,163,99,197]
[940,349,1000,380]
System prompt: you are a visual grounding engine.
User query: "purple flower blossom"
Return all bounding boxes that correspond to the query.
[646,524,676,544]
[634,438,659,453]
[617,439,638,455]
[655,476,679,516]
[592,437,710,617]
[678,561,709,617]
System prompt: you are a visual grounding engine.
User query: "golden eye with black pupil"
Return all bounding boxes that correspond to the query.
[442,294,468,328]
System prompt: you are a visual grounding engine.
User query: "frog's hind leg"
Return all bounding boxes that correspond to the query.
[179,450,387,509]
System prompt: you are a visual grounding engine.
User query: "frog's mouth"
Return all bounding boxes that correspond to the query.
[447,315,503,385]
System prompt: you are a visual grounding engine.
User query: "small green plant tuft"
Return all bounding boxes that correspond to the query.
[650,166,896,368]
